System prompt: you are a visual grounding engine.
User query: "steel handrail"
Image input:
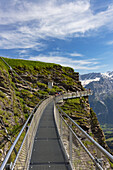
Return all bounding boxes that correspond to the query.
[0,97,47,170]
[59,113,103,170]
[55,90,93,102]
[57,106,113,163]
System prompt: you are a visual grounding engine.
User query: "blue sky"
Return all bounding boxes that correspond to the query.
[0,0,113,74]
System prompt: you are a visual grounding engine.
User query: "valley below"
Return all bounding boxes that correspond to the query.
[101,124,113,153]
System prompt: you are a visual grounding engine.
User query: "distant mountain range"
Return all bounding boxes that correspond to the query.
[80,71,113,125]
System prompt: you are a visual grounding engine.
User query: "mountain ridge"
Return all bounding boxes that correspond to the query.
[80,71,113,152]
[80,71,113,122]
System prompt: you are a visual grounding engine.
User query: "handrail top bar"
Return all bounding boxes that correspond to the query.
[57,105,113,163]
[56,90,93,95]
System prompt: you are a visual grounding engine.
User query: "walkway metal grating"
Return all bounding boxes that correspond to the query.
[29,102,72,170]
[29,164,70,170]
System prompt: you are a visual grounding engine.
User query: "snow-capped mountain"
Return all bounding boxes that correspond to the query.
[80,71,113,87]
[102,71,113,78]
[80,71,113,125]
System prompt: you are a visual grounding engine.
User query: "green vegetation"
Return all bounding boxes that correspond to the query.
[37,82,47,89]
[0,91,6,98]
[1,56,109,168]
[109,161,113,169]
[60,96,107,149]
[90,108,98,125]
[60,97,90,128]
[0,57,82,165]
[101,124,113,152]
[106,137,113,142]
[4,57,59,70]
[0,58,9,71]
[1,57,80,92]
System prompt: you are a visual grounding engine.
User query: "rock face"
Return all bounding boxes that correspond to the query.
[60,97,107,148]
[0,57,109,167]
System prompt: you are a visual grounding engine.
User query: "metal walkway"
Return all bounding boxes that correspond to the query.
[29,102,71,170]
[1,92,113,170]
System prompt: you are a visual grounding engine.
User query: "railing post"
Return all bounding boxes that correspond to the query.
[60,116,62,139]
[69,122,72,164]
[96,148,103,170]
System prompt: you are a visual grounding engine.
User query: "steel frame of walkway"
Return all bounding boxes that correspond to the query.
[29,102,72,170]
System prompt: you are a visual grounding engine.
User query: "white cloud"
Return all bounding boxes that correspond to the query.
[0,0,113,49]
[0,31,45,49]
[70,52,84,57]
[107,40,113,45]
[48,51,84,58]
[29,53,102,71]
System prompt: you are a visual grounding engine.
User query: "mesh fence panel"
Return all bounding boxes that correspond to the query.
[54,104,112,170]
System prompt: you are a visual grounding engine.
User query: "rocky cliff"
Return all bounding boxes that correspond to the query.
[0,57,109,166]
